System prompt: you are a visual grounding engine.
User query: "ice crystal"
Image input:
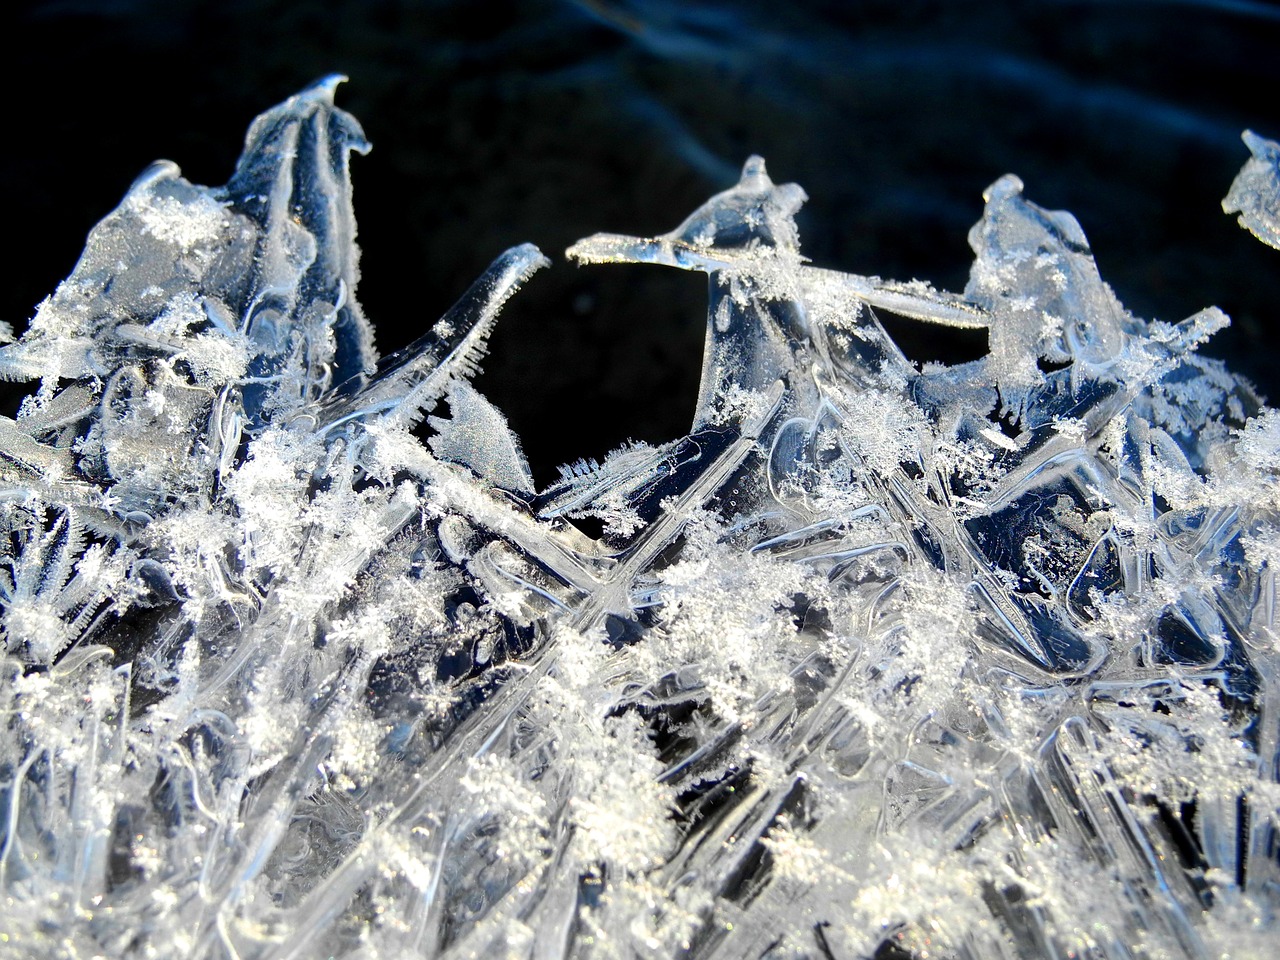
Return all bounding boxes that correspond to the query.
[2,78,1278,960]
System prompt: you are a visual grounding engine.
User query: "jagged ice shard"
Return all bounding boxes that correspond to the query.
[2,77,1279,959]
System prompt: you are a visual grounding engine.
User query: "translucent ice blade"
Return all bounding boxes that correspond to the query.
[0,74,375,437]
[569,156,988,332]
[966,174,1128,414]
[825,272,991,330]
[427,380,535,495]
[664,154,807,254]
[569,157,814,434]
[567,157,991,438]
[567,155,806,271]
[0,155,250,389]
[224,75,376,392]
[310,243,549,433]
[1223,130,1280,251]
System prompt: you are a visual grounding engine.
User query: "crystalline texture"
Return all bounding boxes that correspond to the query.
[1,78,1278,960]
[1224,130,1280,251]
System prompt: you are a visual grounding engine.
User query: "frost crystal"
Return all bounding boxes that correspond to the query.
[2,78,1279,960]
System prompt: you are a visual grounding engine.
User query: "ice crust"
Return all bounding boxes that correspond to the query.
[1,78,1279,959]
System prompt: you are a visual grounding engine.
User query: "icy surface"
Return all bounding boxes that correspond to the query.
[2,78,1279,959]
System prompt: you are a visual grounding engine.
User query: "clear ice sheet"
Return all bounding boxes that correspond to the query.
[2,77,1279,959]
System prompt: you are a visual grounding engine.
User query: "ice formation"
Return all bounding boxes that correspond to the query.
[2,77,1279,959]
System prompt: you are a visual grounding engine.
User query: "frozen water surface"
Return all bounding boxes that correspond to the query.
[2,78,1279,959]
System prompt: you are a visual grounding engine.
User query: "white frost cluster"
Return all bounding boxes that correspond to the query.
[2,78,1279,960]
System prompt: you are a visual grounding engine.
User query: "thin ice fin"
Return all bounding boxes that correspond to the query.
[0,76,375,430]
[965,174,1129,417]
[311,243,549,433]
[567,155,807,272]
[665,154,807,256]
[223,74,377,414]
[0,159,247,388]
[569,157,814,434]
[427,381,535,495]
[820,270,992,330]
[1223,129,1280,250]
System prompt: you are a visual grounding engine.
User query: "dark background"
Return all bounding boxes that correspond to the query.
[6,0,1279,486]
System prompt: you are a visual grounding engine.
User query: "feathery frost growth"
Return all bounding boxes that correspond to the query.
[2,78,1279,959]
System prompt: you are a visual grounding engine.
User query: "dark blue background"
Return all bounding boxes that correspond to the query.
[6,0,1279,483]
